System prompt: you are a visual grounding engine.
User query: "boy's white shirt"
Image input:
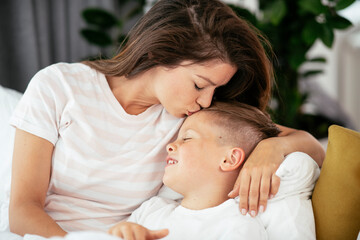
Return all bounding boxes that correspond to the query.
[128,196,268,240]
[149,151,319,240]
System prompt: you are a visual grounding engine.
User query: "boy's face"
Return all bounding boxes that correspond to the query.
[163,112,229,194]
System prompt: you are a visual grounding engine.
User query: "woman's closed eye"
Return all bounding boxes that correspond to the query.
[182,137,192,142]
[194,83,203,91]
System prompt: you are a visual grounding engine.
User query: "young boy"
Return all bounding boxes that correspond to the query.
[108,101,280,240]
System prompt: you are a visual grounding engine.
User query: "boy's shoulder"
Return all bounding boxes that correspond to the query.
[128,196,179,224]
[143,196,179,210]
[134,196,179,216]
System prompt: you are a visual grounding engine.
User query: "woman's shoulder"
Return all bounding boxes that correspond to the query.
[30,62,100,90]
[40,62,94,76]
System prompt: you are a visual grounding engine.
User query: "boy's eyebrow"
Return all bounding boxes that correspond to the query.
[196,74,216,86]
[180,128,199,136]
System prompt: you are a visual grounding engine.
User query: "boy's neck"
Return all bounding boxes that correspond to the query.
[180,187,231,210]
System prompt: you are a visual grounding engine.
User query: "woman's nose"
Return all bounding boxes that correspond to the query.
[197,90,213,109]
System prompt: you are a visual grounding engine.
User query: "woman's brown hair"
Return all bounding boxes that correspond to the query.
[83,0,274,110]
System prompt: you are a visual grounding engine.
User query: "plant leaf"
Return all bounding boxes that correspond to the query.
[263,0,287,26]
[82,8,118,29]
[117,34,128,45]
[298,0,327,15]
[80,29,112,47]
[327,14,352,29]
[319,24,334,47]
[308,57,326,63]
[228,5,258,26]
[302,70,324,78]
[335,0,356,11]
[289,51,307,70]
[302,20,321,45]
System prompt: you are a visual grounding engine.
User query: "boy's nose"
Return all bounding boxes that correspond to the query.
[166,143,176,152]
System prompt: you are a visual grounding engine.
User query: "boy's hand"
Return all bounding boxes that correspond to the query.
[108,222,169,240]
[228,139,281,217]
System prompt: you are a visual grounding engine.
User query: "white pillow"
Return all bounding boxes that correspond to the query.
[260,152,320,240]
[0,85,23,232]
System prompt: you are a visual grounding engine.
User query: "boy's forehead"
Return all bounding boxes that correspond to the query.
[180,111,216,132]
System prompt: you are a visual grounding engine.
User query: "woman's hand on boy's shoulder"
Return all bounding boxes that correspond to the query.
[108,222,169,240]
[228,138,282,217]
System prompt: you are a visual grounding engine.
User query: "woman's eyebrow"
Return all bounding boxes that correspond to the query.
[196,74,216,86]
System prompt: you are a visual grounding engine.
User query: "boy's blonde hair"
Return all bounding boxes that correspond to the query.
[202,101,281,157]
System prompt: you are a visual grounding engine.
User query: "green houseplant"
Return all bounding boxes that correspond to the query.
[80,0,146,58]
[229,0,355,138]
[80,0,355,138]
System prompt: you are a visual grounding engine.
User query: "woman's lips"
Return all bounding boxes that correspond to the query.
[187,110,199,116]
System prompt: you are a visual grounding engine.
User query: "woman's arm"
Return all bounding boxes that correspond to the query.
[229,126,325,217]
[275,124,325,167]
[9,129,66,237]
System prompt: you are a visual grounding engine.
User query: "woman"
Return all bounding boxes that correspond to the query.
[9,0,324,237]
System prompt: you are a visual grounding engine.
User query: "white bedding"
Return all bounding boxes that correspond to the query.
[0,86,22,232]
[0,231,118,240]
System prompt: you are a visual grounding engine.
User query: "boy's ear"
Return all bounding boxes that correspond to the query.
[220,147,245,172]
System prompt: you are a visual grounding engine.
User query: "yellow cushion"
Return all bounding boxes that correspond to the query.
[312,125,360,240]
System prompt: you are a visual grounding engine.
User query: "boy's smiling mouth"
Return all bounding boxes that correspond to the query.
[166,157,178,165]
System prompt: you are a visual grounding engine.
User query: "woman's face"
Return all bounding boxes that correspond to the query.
[153,60,237,118]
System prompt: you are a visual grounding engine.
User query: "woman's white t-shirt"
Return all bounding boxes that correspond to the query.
[10,63,184,231]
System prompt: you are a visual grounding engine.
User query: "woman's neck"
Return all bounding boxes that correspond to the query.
[106,71,159,115]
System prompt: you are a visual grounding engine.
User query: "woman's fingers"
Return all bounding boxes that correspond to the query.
[258,171,272,213]
[270,174,280,197]
[237,168,251,215]
[232,162,281,217]
[248,170,261,217]
[228,175,241,198]
[235,167,277,217]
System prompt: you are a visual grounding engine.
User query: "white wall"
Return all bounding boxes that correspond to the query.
[304,2,360,131]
